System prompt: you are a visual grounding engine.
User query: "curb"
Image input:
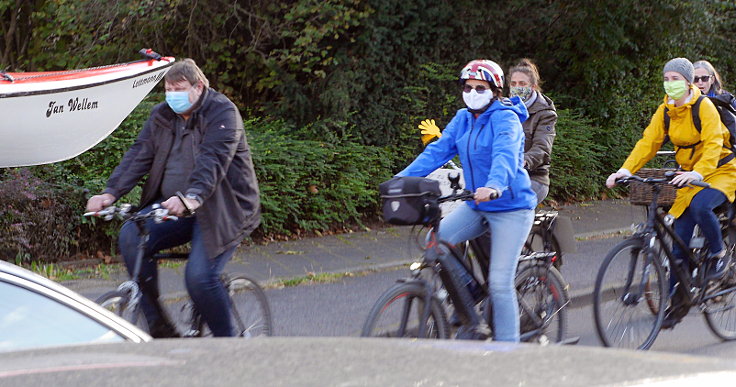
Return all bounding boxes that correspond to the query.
[568,286,595,310]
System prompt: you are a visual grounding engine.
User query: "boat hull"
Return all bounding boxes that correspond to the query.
[0,59,174,167]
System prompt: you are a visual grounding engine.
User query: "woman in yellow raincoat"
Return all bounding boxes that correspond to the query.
[606,58,736,327]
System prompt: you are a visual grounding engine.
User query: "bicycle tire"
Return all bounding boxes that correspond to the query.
[361,281,450,339]
[197,274,273,337]
[524,225,563,268]
[703,226,736,340]
[593,238,666,350]
[516,262,568,344]
[96,290,146,330]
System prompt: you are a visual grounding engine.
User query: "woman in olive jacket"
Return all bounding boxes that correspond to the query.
[508,58,557,204]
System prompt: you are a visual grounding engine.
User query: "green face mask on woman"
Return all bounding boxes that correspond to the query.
[663,80,688,100]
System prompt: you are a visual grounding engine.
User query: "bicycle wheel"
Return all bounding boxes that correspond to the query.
[524,226,562,268]
[96,290,146,330]
[593,238,667,350]
[361,281,450,339]
[516,262,568,344]
[704,229,736,340]
[197,274,273,337]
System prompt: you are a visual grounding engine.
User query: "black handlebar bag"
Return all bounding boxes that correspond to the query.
[379,176,441,225]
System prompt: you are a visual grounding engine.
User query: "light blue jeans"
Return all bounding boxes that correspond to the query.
[437,202,534,342]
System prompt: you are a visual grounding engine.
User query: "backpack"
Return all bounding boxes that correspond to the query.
[663,93,736,167]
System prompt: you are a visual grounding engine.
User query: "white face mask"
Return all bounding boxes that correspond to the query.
[462,89,493,111]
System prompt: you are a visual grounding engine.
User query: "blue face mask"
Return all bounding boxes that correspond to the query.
[165,91,193,114]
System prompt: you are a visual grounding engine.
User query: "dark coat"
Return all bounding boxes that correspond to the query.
[523,92,557,186]
[104,88,261,258]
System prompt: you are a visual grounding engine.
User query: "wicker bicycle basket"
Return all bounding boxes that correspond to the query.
[628,168,678,207]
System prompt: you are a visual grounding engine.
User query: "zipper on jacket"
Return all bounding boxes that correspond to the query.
[473,121,480,151]
[466,116,476,192]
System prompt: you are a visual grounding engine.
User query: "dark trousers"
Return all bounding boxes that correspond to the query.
[670,188,727,292]
[118,202,236,336]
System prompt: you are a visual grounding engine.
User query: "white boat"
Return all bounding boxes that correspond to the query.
[0,52,175,167]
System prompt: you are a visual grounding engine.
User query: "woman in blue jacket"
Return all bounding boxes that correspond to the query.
[397,59,537,342]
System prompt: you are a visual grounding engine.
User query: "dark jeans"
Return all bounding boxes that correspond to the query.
[670,188,727,292]
[118,202,236,336]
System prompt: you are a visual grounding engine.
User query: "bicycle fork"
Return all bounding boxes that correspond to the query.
[621,238,656,306]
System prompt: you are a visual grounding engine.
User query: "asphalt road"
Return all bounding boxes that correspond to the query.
[261,235,736,359]
[146,234,736,359]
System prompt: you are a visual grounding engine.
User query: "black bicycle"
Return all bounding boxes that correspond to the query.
[362,175,570,343]
[593,172,736,350]
[85,204,273,338]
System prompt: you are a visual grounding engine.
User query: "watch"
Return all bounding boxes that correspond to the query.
[184,193,201,204]
[175,191,197,216]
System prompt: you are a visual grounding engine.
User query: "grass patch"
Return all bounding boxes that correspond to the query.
[335,235,355,246]
[276,250,305,255]
[277,272,351,287]
[270,264,410,289]
[576,229,633,241]
[158,260,185,270]
[28,261,120,281]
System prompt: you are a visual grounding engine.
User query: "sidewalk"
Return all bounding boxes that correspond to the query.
[61,199,647,304]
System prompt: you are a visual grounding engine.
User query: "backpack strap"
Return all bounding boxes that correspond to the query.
[663,97,706,160]
[718,152,736,167]
[664,96,706,133]
[691,95,704,133]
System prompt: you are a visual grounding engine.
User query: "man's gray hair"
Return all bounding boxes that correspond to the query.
[164,58,210,87]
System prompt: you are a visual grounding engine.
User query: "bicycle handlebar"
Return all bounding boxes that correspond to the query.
[437,190,475,204]
[83,204,178,223]
[615,173,711,188]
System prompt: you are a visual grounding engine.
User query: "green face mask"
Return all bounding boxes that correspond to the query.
[664,80,688,100]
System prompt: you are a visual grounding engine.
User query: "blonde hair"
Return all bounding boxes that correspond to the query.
[508,58,542,92]
[693,60,723,95]
[164,58,210,87]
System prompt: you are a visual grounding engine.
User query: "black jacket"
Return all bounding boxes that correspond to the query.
[104,88,261,258]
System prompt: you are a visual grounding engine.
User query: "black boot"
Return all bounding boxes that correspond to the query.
[661,290,690,330]
[148,318,181,338]
[140,277,180,338]
[455,323,490,340]
[706,248,731,282]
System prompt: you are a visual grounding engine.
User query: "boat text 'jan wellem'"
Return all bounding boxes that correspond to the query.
[46,97,100,118]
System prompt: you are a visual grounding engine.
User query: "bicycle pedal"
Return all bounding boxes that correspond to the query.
[183,329,200,337]
[557,336,580,346]
[689,237,705,249]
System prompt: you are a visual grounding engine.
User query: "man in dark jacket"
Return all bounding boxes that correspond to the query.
[86,58,260,337]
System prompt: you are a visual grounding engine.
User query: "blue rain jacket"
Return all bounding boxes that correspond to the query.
[398,97,537,212]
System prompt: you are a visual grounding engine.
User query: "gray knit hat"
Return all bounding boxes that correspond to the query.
[663,58,694,83]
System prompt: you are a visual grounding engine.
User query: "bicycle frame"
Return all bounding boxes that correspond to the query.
[629,179,736,307]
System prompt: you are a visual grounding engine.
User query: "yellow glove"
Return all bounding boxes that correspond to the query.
[419,119,442,146]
